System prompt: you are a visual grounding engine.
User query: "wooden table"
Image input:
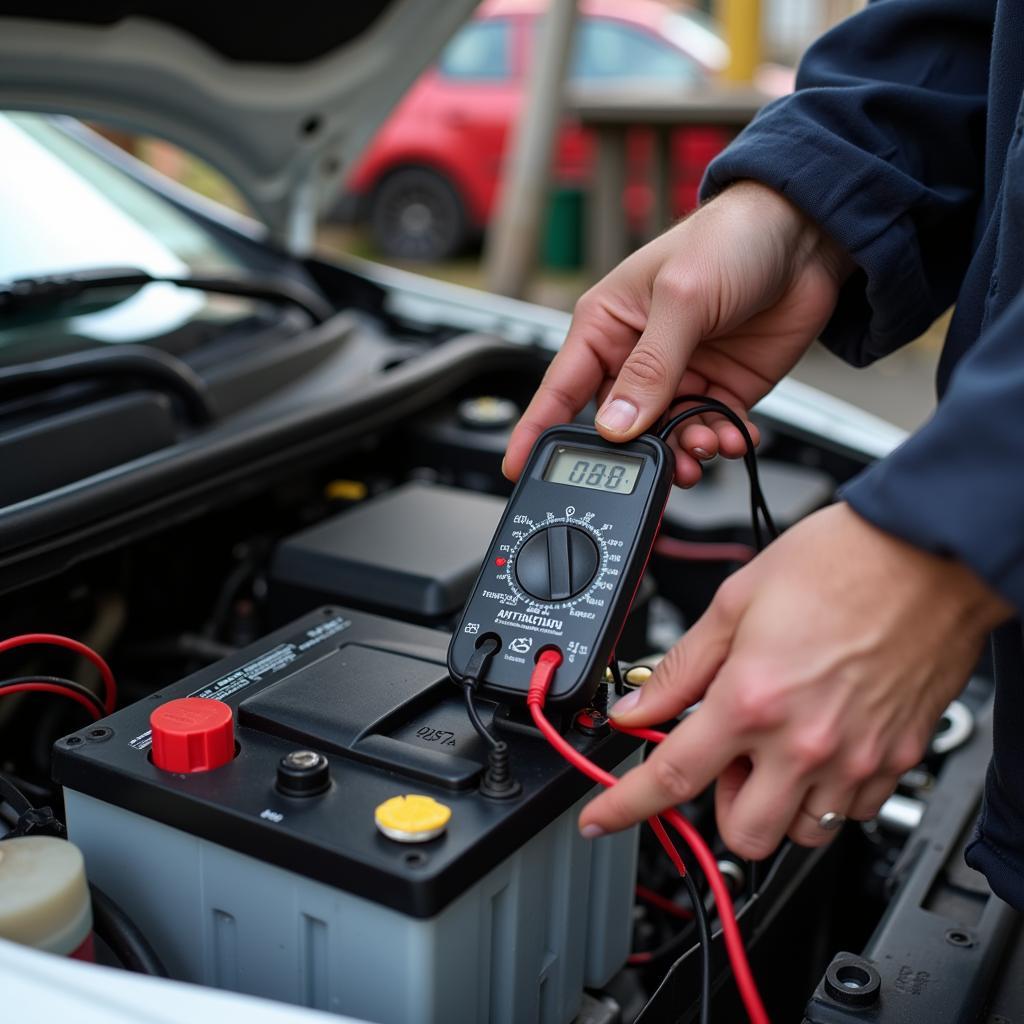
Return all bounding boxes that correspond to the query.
[567,86,771,276]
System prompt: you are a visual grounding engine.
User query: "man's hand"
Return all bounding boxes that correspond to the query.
[579,503,1012,856]
[504,182,853,487]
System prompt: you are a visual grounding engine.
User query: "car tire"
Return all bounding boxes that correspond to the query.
[368,166,470,261]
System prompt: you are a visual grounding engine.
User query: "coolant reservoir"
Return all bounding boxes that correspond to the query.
[0,837,93,959]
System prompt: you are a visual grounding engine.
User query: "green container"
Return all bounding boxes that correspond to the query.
[542,187,584,269]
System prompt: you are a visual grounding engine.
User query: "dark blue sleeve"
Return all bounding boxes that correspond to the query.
[700,0,994,367]
[841,291,1024,607]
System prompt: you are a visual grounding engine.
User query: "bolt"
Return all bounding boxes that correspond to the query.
[276,750,330,797]
[284,750,322,771]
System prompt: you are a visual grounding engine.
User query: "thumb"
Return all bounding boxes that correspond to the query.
[611,577,747,725]
[594,276,702,440]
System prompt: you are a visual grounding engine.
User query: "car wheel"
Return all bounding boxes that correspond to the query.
[369,167,469,261]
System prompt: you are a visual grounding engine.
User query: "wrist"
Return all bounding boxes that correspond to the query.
[843,503,1014,633]
[718,180,855,286]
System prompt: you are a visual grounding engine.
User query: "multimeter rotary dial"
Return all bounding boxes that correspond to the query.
[505,517,612,609]
[514,524,599,602]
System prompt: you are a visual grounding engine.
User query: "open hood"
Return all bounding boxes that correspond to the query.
[0,3,480,251]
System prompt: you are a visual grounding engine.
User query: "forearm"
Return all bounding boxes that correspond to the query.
[842,290,1024,610]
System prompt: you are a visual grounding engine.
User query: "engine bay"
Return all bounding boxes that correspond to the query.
[0,314,1017,1022]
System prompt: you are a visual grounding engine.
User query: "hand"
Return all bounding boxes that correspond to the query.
[505,181,854,487]
[579,503,1012,857]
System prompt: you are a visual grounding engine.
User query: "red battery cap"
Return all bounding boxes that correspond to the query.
[150,698,235,773]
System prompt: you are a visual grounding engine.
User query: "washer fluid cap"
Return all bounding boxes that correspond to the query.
[0,837,92,955]
[375,794,452,843]
[150,697,234,773]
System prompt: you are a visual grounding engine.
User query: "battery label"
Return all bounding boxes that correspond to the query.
[128,615,351,750]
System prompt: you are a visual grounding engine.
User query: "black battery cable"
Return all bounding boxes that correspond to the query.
[0,674,106,721]
[678,846,713,1024]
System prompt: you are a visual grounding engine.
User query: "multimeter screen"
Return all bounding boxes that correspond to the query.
[543,446,643,494]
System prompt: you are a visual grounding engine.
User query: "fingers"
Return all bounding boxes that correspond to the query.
[718,754,814,859]
[580,702,742,833]
[717,758,857,858]
[662,377,761,462]
[505,281,649,480]
[673,454,706,489]
[847,773,902,821]
[681,422,719,461]
[610,575,750,726]
[786,782,857,848]
[504,340,608,480]
[594,279,702,442]
[713,756,751,832]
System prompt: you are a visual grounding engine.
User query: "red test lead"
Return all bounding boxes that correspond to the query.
[526,647,770,1024]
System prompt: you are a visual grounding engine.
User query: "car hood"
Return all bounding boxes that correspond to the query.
[0,2,479,251]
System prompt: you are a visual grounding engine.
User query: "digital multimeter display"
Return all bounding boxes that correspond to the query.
[543,446,643,495]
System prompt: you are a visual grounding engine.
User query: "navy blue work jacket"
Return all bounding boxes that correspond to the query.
[701,0,1024,908]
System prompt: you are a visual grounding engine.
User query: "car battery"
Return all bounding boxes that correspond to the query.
[53,607,641,1024]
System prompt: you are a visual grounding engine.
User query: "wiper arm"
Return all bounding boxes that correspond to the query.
[0,266,334,325]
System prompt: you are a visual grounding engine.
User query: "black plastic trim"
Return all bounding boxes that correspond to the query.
[0,335,543,596]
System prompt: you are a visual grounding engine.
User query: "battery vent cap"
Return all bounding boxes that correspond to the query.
[375,794,451,843]
[150,698,234,773]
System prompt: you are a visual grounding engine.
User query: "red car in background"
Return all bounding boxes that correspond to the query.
[343,0,741,261]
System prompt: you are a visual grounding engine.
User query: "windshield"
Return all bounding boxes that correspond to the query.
[0,113,258,363]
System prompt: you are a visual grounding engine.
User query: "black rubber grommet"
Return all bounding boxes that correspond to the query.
[824,957,882,1007]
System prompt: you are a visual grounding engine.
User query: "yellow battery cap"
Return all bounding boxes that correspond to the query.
[375,795,452,843]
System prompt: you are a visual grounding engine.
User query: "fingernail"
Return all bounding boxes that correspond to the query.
[596,399,638,434]
[580,824,606,839]
[693,447,711,460]
[610,690,641,718]
[500,456,509,478]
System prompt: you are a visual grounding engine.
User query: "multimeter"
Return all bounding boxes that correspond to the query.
[449,424,674,708]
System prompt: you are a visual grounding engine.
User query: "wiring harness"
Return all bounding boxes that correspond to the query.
[0,633,118,718]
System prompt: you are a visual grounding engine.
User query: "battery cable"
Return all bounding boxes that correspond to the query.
[0,634,117,714]
[0,675,104,721]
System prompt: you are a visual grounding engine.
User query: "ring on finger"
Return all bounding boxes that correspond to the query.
[800,807,847,832]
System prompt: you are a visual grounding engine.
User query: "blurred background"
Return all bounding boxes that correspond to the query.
[98,0,941,432]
